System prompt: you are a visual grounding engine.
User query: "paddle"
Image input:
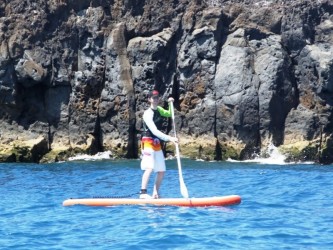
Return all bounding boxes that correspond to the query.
[170,101,189,198]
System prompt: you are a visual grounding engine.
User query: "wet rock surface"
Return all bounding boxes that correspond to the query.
[0,0,332,163]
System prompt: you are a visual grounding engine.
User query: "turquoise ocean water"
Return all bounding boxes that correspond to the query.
[1,156,332,249]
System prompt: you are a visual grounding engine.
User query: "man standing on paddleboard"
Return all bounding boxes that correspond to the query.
[140,90,178,199]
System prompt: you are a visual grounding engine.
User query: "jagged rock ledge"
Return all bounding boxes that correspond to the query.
[0,0,333,164]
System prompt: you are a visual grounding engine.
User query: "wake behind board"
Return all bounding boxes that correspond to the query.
[62,195,241,207]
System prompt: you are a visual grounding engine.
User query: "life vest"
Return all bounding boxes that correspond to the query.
[142,108,165,139]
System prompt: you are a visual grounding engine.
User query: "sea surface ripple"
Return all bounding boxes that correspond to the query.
[0,159,332,249]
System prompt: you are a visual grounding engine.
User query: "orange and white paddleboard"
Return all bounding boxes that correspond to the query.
[62,195,241,207]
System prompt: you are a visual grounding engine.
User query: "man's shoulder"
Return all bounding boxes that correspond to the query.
[143,108,153,117]
[144,107,152,113]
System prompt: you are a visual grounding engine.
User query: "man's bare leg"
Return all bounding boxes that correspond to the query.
[152,171,165,198]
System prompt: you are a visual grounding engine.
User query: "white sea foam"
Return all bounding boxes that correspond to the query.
[252,143,287,165]
[227,143,288,165]
[68,151,112,161]
[228,142,316,165]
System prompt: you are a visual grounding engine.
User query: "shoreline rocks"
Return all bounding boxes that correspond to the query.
[0,0,333,164]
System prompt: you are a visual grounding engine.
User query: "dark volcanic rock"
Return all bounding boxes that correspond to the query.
[0,0,333,163]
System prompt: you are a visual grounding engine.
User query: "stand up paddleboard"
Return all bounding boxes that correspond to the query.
[63,105,242,208]
[62,195,241,207]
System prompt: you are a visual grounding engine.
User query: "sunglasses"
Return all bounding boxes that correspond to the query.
[152,96,159,100]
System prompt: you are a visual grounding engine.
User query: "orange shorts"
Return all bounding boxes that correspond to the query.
[141,137,162,151]
[140,137,166,172]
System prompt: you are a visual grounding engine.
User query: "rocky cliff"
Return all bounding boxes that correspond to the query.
[0,0,332,163]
